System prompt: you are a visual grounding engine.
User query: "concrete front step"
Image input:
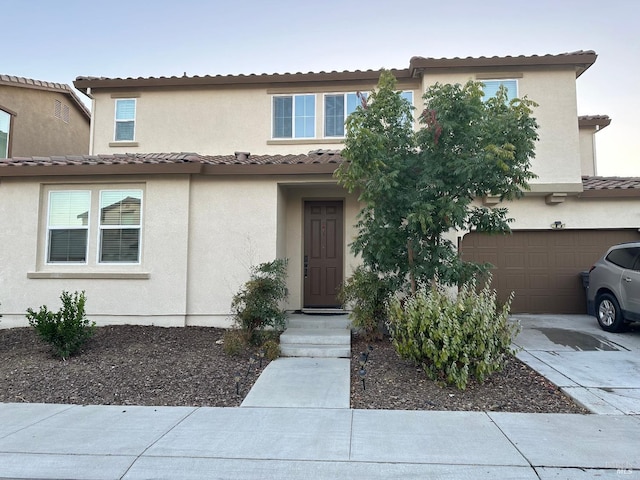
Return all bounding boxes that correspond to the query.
[280,344,351,358]
[286,314,351,330]
[280,328,350,346]
[281,314,352,358]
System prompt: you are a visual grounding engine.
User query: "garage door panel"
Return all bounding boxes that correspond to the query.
[461,229,640,314]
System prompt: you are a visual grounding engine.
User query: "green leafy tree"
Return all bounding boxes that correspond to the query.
[336,71,538,291]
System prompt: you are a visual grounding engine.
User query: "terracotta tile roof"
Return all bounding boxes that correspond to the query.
[0,74,91,120]
[74,51,597,93]
[0,151,344,167]
[0,151,345,177]
[583,176,640,190]
[409,50,597,78]
[578,115,611,130]
[74,69,414,93]
[582,176,640,198]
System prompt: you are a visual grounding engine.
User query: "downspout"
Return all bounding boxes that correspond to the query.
[87,87,96,155]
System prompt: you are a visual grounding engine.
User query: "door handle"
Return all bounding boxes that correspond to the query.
[624,277,632,283]
[304,255,308,278]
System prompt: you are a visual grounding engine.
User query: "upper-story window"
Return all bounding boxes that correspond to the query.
[0,109,11,159]
[272,94,315,139]
[114,99,136,141]
[324,92,368,137]
[482,80,518,102]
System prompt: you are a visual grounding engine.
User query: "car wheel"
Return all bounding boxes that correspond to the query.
[596,293,626,332]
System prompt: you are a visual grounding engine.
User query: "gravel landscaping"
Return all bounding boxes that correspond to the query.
[0,325,587,413]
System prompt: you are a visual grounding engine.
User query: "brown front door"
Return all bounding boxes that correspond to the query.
[304,201,344,308]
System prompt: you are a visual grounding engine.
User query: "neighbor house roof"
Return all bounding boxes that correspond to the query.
[582,176,640,197]
[0,74,91,120]
[73,51,597,95]
[578,115,611,131]
[0,151,345,177]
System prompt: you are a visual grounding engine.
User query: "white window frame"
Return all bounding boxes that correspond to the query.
[98,190,143,264]
[0,109,11,159]
[271,94,316,139]
[114,98,136,142]
[323,92,367,138]
[43,185,144,267]
[46,190,91,265]
[481,79,518,102]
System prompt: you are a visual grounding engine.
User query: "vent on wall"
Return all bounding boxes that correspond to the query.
[53,100,70,123]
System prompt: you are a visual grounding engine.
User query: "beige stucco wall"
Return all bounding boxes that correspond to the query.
[0,173,365,328]
[0,175,191,328]
[184,176,280,326]
[579,127,597,176]
[0,86,89,157]
[91,88,373,156]
[1,171,637,328]
[420,68,582,189]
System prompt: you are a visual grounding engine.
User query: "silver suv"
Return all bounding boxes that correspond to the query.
[588,242,640,332]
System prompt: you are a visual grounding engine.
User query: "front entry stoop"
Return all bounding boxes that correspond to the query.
[280,313,351,358]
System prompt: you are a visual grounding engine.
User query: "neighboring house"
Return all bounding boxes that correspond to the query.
[1,50,637,328]
[0,75,90,158]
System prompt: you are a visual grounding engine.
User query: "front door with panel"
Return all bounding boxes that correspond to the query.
[303,201,343,308]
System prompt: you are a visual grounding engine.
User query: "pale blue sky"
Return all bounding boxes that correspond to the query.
[4,0,638,175]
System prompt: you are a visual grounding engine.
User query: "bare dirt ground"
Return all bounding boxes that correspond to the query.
[0,326,587,413]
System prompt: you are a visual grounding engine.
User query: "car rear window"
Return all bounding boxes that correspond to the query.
[606,247,640,269]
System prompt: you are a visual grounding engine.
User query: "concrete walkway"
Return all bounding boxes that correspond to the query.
[1,314,639,479]
[241,357,350,408]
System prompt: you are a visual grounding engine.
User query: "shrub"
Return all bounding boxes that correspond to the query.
[231,259,288,345]
[222,329,247,356]
[338,266,392,341]
[261,339,281,361]
[26,291,96,360]
[387,278,519,390]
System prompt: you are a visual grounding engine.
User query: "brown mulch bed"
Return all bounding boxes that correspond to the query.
[350,333,588,413]
[0,325,588,413]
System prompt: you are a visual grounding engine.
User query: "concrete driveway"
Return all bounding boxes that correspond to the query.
[513,314,640,415]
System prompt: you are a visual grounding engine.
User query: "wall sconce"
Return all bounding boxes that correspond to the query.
[551,221,565,230]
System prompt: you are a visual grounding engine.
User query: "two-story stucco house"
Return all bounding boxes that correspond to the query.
[0,75,90,159]
[0,50,637,328]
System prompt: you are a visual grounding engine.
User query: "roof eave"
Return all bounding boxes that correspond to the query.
[74,69,412,92]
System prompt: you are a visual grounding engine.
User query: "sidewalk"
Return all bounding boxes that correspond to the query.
[0,402,638,479]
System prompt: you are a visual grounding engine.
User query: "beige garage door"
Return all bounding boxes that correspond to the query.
[460,230,640,314]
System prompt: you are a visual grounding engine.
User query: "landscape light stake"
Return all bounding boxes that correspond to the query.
[258,349,265,368]
[246,356,256,378]
[359,367,366,391]
[234,372,242,395]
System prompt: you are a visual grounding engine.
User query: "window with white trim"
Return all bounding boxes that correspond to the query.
[47,190,90,263]
[45,187,143,265]
[114,99,136,141]
[99,190,142,263]
[481,80,517,102]
[324,92,368,137]
[272,94,315,138]
[0,109,11,158]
